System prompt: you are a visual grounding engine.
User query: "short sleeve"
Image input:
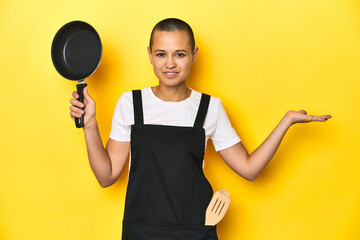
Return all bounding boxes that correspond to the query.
[109,91,133,142]
[211,101,241,152]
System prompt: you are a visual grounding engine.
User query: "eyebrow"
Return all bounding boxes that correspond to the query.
[154,49,188,53]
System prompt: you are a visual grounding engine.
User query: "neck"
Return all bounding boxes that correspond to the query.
[151,84,191,102]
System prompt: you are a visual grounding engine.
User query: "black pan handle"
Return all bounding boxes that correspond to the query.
[75,82,87,128]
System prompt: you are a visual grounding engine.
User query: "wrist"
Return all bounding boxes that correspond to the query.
[84,117,98,131]
[282,112,294,128]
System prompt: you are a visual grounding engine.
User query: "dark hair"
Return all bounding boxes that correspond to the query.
[149,18,195,52]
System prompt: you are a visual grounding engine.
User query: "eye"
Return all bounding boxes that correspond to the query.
[176,53,186,58]
[156,53,165,57]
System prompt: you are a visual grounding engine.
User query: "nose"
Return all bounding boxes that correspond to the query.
[165,56,176,69]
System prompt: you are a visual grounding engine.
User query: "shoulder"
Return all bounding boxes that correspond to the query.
[191,89,222,111]
[209,95,221,108]
[190,88,221,102]
[118,90,132,103]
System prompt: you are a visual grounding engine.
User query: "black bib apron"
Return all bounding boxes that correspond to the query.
[122,90,218,240]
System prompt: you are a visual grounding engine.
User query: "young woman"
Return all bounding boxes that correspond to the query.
[69,18,331,240]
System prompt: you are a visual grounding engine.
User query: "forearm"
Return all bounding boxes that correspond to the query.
[220,110,330,181]
[83,120,112,186]
[248,114,292,179]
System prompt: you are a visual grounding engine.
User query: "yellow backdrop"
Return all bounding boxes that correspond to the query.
[1,0,359,239]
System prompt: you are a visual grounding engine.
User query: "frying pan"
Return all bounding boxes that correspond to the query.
[51,20,102,128]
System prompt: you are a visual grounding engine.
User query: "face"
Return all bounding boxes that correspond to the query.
[148,30,198,88]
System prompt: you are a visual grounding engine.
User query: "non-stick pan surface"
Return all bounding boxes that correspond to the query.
[51,21,102,80]
[51,20,102,128]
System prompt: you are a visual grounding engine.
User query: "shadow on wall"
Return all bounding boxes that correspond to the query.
[87,42,123,138]
[186,38,214,91]
[87,41,131,197]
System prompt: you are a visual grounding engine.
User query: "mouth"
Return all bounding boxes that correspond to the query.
[163,72,179,78]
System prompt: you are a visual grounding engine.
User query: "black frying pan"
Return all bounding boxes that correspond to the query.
[51,20,102,128]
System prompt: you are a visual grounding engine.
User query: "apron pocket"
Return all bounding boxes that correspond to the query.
[123,221,218,240]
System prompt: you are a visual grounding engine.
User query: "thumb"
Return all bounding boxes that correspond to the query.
[297,110,307,115]
[83,87,93,103]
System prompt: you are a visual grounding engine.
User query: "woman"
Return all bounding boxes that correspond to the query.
[69,18,331,240]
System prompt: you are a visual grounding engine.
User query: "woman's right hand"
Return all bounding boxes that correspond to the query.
[69,87,97,129]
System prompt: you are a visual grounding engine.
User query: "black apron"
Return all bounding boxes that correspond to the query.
[122,90,218,240]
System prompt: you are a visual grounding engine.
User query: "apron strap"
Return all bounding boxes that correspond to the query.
[132,90,144,125]
[194,93,211,127]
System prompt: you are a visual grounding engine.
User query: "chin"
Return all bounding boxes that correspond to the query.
[161,80,186,88]
[157,77,184,87]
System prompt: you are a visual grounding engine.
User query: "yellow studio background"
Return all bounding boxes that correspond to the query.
[0,0,359,239]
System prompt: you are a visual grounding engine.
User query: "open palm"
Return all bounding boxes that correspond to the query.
[286,110,332,125]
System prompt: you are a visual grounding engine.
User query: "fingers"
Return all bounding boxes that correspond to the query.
[69,87,97,123]
[70,105,85,119]
[288,109,332,124]
[72,91,79,99]
[307,115,323,122]
[69,98,84,108]
[318,115,332,121]
[320,115,332,121]
[306,114,332,122]
[70,90,85,121]
[71,87,93,105]
[70,91,84,109]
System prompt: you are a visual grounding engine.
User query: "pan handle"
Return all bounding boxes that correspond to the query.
[75,82,87,128]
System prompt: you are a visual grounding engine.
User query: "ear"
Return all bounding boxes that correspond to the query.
[191,47,199,63]
[147,47,153,65]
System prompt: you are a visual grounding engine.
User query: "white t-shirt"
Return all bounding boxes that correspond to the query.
[109,87,241,153]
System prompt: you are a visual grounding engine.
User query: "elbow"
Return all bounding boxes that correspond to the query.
[100,182,110,188]
[235,169,257,181]
[245,172,258,182]
[245,161,258,182]
[239,173,257,182]
[247,176,257,182]
[98,178,114,188]
[244,173,257,182]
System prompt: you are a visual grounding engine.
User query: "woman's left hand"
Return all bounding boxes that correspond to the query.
[285,110,332,125]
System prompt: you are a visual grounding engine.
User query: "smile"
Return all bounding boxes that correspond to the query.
[163,72,179,78]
